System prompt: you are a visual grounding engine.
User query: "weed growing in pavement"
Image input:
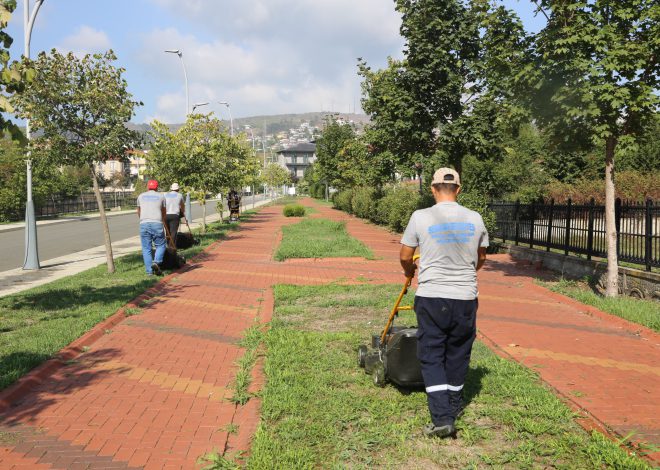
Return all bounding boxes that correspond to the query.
[537,278,660,332]
[123,307,142,316]
[198,449,243,470]
[246,283,651,469]
[274,218,374,261]
[0,214,254,391]
[218,423,239,434]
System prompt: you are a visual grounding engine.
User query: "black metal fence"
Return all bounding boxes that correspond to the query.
[489,199,660,271]
[35,192,137,218]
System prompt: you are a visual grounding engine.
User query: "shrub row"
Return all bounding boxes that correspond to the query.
[283,204,306,217]
[331,185,497,235]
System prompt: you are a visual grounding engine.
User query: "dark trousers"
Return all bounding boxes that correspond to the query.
[165,214,180,241]
[414,296,478,426]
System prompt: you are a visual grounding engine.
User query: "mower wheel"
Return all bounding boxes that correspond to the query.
[372,362,386,387]
[357,345,368,368]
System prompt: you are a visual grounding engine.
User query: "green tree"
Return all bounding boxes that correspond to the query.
[261,163,290,195]
[0,1,30,141]
[520,0,659,296]
[14,50,143,273]
[314,116,357,186]
[148,114,258,231]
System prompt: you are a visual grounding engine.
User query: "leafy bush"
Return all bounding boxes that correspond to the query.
[332,189,354,213]
[374,185,420,232]
[283,204,306,217]
[545,170,660,203]
[350,187,376,219]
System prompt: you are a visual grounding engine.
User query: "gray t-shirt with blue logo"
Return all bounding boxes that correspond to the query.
[165,191,183,215]
[137,191,165,224]
[401,202,489,300]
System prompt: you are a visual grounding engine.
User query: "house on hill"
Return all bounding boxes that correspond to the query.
[276,142,316,179]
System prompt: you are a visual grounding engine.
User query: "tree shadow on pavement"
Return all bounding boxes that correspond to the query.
[0,347,125,426]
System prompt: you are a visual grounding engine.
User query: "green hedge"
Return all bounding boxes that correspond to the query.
[333,185,497,234]
[283,204,306,217]
[309,183,326,199]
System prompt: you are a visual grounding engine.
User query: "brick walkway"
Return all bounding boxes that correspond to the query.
[1,199,658,468]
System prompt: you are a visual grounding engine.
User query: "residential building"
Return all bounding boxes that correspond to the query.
[276,142,316,179]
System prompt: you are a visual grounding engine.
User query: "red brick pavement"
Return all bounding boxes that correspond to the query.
[0,198,658,468]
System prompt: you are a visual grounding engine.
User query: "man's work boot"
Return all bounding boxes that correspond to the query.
[423,423,456,438]
[151,262,163,276]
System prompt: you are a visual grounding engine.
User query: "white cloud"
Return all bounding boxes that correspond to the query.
[57,25,112,56]
[138,0,403,121]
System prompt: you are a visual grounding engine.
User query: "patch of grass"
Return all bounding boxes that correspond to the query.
[198,449,244,470]
[539,278,660,332]
[124,307,142,316]
[0,215,252,391]
[247,283,651,469]
[275,218,374,261]
[230,325,264,405]
[283,204,306,217]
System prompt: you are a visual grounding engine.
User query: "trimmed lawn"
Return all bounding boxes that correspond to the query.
[275,218,374,261]
[539,279,660,332]
[0,216,249,391]
[246,283,651,469]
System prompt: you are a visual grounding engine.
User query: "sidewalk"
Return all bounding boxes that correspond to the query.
[0,198,657,468]
[0,198,270,298]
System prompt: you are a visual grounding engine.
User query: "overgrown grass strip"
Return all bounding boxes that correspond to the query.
[247,283,651,469]
[0,216,250,391]
[275,218,374,261]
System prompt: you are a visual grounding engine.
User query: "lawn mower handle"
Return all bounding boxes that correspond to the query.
[380,254,419,344]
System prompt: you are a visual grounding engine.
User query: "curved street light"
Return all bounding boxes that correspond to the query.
[192,102,209,113]
[164,49,189,117]
[218,101,233,137]
[23,0,46,270]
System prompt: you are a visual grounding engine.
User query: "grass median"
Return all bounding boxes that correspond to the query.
[0,215,250,391]
[245,283,650,469]
[275,218,374,261]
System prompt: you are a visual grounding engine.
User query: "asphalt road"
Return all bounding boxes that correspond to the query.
[0,195,265,273]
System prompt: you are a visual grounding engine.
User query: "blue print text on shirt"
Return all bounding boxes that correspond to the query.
[428,222,475,244]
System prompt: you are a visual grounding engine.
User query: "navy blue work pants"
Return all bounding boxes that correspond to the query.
[414,296,478,427]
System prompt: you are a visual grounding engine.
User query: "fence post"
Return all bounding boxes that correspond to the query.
[514,200,520,246]
[564,198,572,256]
[546,199,554,251]
[587,198,595,260]
[615,197,622,258]
[645,199,653,272]
[529,202,536,248]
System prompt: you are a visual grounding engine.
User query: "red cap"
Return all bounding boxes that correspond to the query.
[147,180,159,190]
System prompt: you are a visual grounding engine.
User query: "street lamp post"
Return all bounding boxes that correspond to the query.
[164,49,189,117]
[218,101,233,137]
[192,102,209,113]
[165,49,193,219]
[23,0,46,270]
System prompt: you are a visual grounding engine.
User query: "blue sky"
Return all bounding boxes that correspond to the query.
[6,1,546,124]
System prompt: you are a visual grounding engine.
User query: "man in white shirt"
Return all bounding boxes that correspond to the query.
[400,168,488,438]
[165,182,185,240]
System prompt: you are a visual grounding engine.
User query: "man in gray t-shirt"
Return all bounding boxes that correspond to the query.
[400,168,488,439]
[137,180,167,275]
[165,182,185,239]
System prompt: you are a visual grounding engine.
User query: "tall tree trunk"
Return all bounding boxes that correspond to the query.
[604,137,618,297]
[90,164,116,273]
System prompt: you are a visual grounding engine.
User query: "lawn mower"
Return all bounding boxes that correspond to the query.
[358,255,424,388]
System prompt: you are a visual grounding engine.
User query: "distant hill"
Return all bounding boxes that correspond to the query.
[128,112,370,136]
